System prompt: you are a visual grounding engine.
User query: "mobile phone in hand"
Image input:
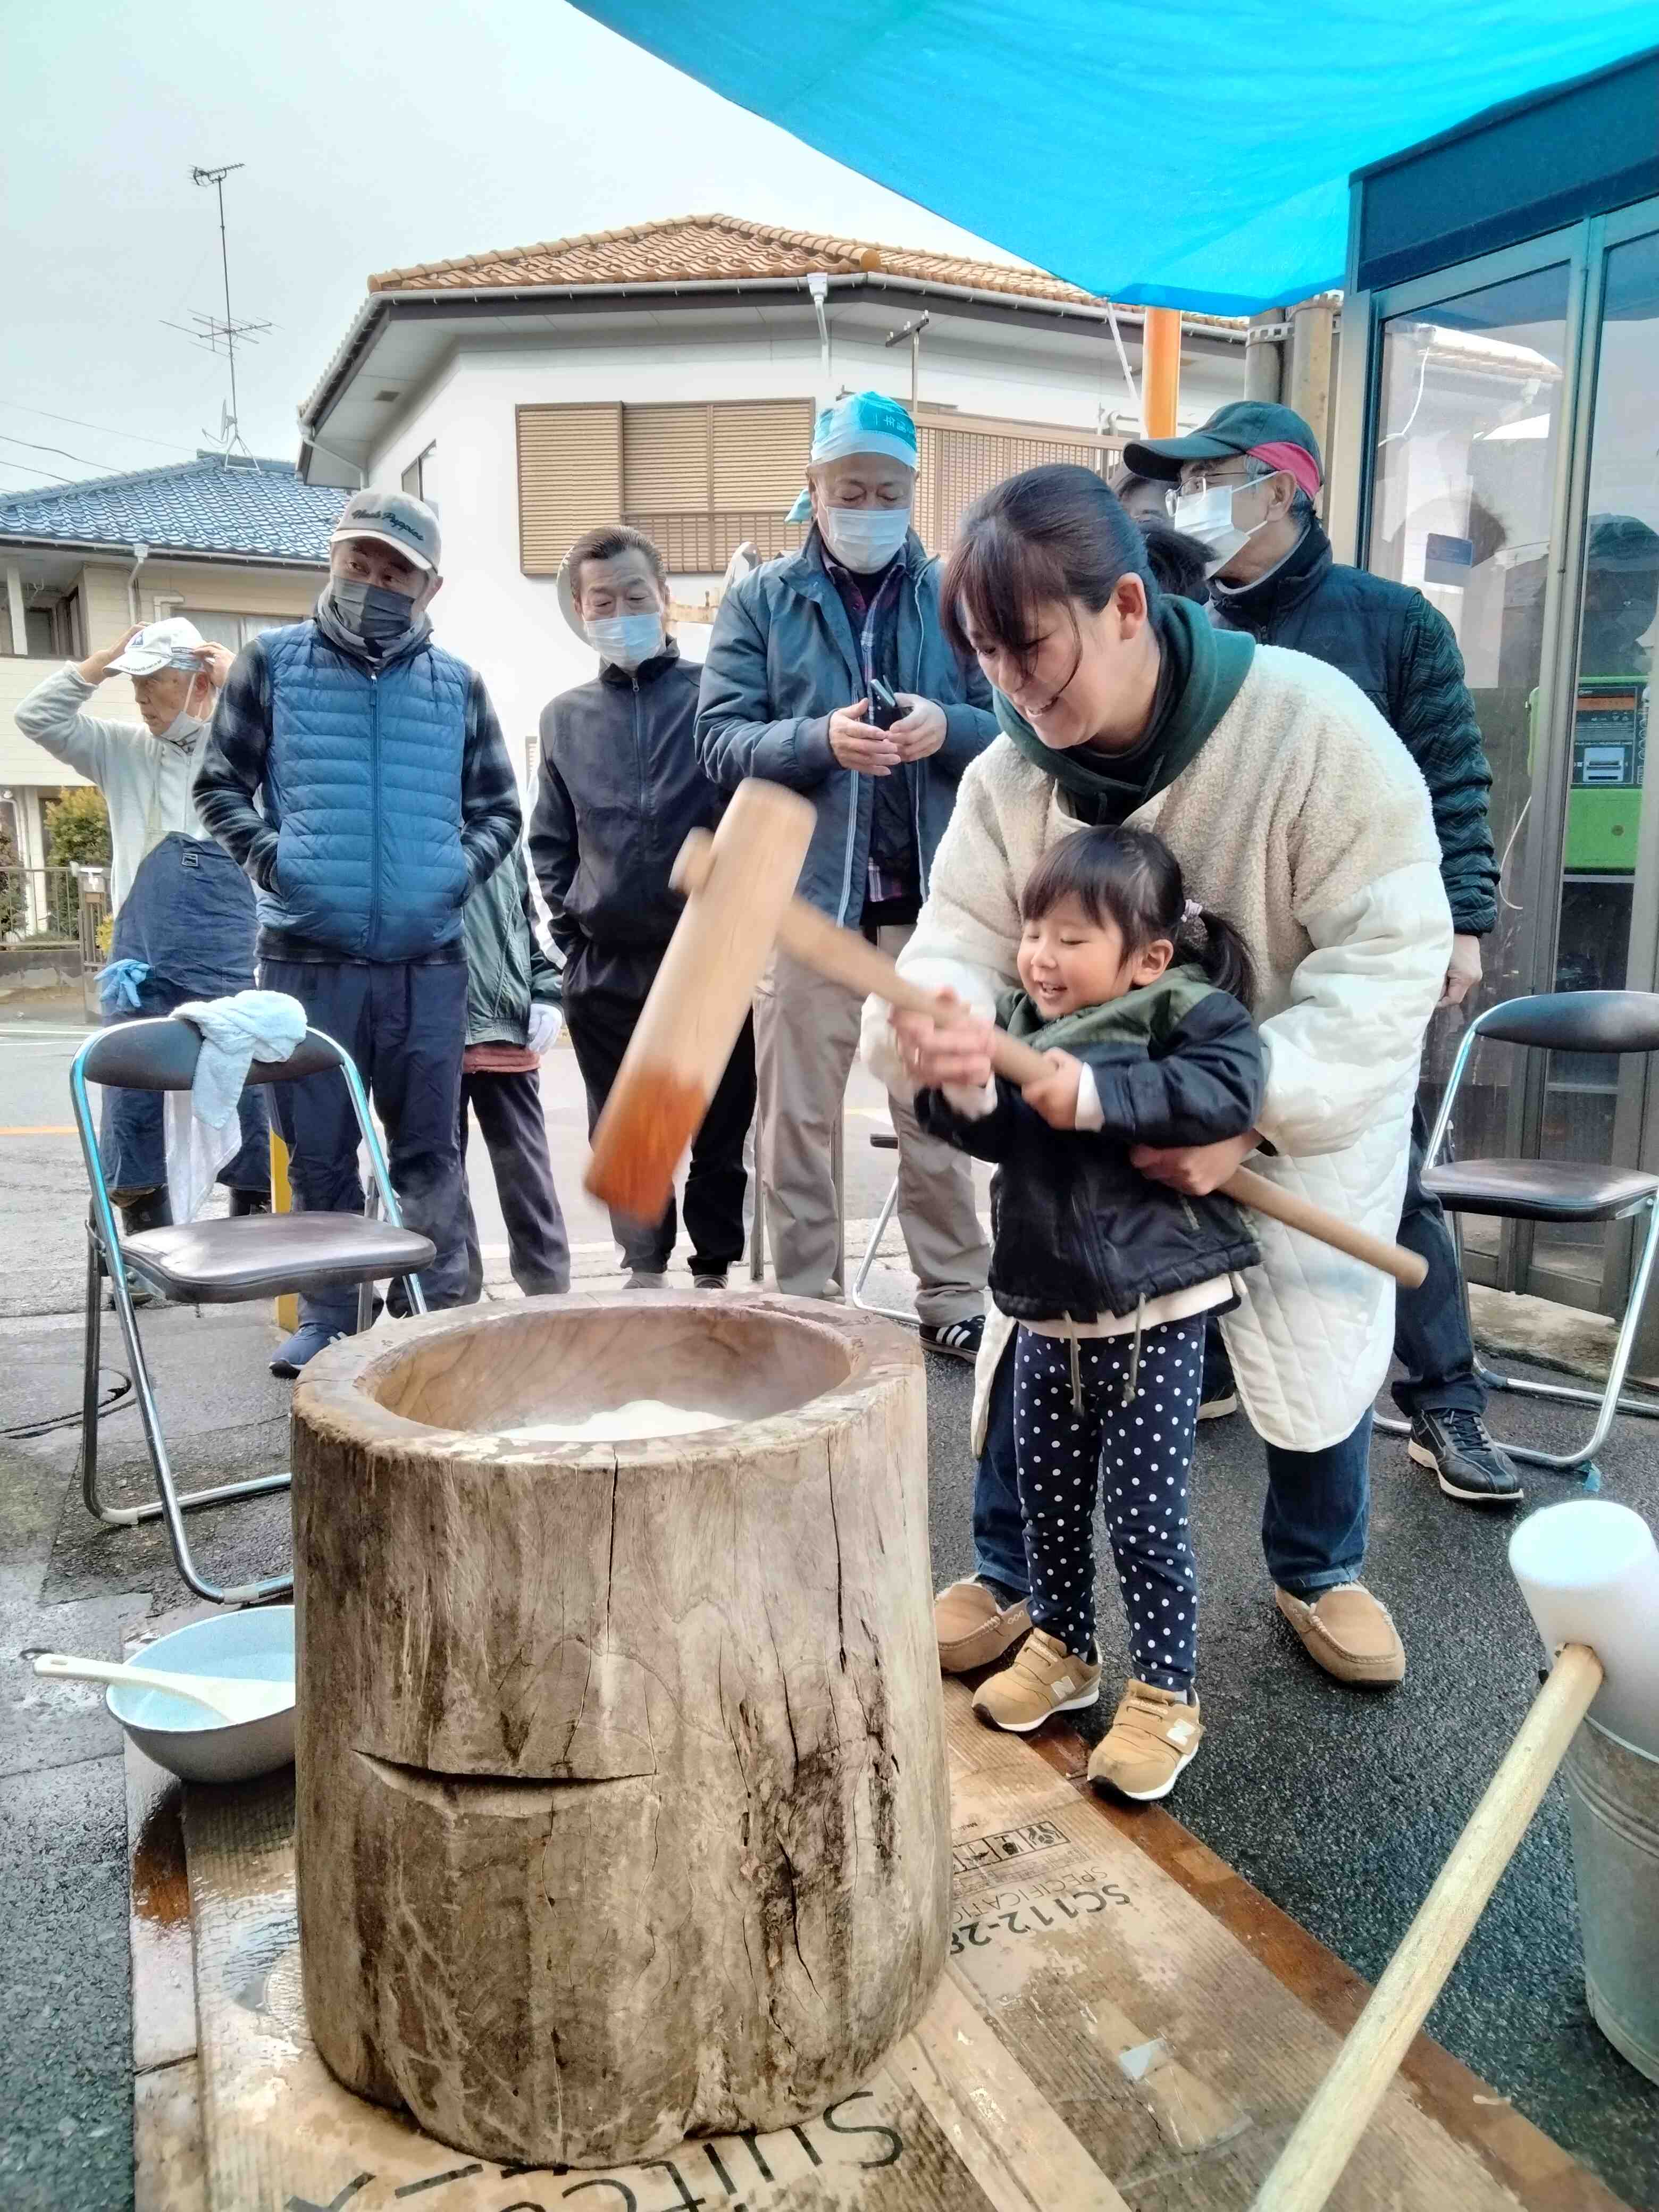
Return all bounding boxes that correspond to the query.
[867,677,901,732]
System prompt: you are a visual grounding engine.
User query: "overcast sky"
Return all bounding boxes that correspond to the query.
[1,0,1014,495]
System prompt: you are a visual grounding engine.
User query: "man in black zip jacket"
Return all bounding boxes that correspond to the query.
[1126,401,1515,1504]
[529,524,753,1289]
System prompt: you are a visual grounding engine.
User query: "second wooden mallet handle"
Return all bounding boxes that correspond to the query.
[674,831,1427,1292]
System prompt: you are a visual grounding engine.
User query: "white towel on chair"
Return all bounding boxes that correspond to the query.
[165,990,307,1224]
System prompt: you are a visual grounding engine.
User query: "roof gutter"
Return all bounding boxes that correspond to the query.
[0,534,329,573]
[297,270,1247,450]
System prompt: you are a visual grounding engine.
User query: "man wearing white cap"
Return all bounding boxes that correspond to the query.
[697,392,996,1356]
[195,488,521,1373]
[16,618,271,1266]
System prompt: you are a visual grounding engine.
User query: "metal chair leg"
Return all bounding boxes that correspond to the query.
[1482,1195,1659,1473]
[1385,1197,1659,1474]
[80,1220,293,1605]
[848,1174,916,1326]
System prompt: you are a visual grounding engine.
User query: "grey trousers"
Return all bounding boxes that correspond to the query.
[753,926,988,1328]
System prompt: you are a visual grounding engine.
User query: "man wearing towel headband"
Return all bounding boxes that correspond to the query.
[697,391,998,1359]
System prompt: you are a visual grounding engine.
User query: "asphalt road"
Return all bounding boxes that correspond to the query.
[0,1017,918,1315]
[1,1016,1656,2211]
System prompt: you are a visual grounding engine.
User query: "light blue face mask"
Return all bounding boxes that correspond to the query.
[585,613,664,669]
[820,504,912,574]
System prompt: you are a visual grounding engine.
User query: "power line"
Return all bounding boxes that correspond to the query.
[0,431,124,474]
[0,403,196,456]
[0,456,77,486]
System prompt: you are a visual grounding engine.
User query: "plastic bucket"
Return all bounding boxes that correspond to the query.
[1563,1714,1659,2083]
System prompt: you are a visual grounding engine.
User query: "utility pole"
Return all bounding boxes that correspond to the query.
[163,163,271,467]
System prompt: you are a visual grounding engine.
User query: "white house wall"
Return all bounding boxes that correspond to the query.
[364,311,1244,772]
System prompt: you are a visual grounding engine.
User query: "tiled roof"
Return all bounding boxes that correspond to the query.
[368,213,1247,330]
[0,454,347,562]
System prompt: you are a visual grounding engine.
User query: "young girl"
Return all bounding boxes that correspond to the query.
[915,823,1263,1801]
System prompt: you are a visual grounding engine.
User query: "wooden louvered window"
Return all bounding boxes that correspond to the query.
[516,403,624,575]
[915,412,1124,557]
[623,399,814,571]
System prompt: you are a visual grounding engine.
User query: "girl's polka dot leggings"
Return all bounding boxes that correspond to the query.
[1012,1315,1203,1692]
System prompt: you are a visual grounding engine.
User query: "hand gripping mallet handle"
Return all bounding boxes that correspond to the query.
[672,830,1426,1291]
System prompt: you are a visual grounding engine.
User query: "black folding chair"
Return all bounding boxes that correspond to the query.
[70,1019,435,1603]
[1399,989,1659,1478]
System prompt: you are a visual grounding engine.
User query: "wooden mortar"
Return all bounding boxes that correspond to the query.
[290,1292,950,2169]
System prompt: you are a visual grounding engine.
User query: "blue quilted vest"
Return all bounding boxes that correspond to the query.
[255,623,472,961]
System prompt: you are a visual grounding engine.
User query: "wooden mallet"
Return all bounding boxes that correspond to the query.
[589,780,1425,1290]
[584,779,817,1222]
[1252,1497,1659,2212]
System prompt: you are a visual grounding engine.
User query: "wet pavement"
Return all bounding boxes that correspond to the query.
[1,1252,1656,2207]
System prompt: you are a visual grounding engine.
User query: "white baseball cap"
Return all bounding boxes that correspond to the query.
[109,616,208,676]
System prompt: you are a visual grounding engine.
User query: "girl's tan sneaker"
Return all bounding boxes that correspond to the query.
[971,1629,1100,1732]
[1087,1680,1203,1801]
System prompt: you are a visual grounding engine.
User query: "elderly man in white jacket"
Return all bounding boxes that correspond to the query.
[862,463,1449,1693]
[16,618,271,1264]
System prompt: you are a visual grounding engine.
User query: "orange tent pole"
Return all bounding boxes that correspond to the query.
[1142,307,1182,438]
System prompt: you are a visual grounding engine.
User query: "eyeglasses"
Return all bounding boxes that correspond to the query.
[1166,466,1279,517]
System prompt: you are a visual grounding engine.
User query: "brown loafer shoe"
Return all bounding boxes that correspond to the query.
[1275,1583,1405,1688]
[934,1578,1032,1676]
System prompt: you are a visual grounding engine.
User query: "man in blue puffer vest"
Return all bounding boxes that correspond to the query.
[195,488,522,1375]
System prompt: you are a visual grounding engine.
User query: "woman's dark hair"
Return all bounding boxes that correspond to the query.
[941,464,1157,668]
[1019,824,1255,1010]
[1138,520,1211,607]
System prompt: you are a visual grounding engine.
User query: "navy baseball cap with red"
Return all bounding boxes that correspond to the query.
[1124,401,1323,502]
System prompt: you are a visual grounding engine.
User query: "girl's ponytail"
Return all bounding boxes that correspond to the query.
[1176,904,1255,1011]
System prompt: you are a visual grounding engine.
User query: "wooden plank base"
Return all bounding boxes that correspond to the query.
[129,1651,1632,2212]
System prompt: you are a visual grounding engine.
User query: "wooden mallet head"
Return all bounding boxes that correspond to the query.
[584,780,815,1223]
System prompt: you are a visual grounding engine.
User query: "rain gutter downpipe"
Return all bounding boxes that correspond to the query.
[127,542,149,624]
[808,272,832,404]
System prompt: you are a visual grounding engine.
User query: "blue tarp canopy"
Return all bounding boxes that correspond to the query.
[571,4,1657,313]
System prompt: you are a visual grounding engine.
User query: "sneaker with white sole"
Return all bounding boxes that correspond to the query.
[270,1320,346,1379]
[1087,1680,1203,1802]
[1407,1407,1523,1505]
[971,1628,1100,1733]
[919,1315,984,1362]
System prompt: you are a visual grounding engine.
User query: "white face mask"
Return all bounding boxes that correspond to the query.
[820,504,911,573]
[1172,481,1272,578]
[585,613,664,669]
[156,708,206,750]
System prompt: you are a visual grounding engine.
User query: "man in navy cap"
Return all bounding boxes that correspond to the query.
[195,488,521,1373]
[1126,400,1513,1505]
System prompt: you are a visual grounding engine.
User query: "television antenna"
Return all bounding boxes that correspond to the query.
[162,163,271,468]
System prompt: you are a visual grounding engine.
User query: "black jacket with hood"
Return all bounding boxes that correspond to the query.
[916,966,1264,1326]
[529,641,724,1001]
[1208,519,1498,936]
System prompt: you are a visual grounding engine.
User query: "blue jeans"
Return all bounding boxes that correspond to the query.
[261,957,470,1333]
[973,1330,1372,1600]
[1388,1103,1483,1419]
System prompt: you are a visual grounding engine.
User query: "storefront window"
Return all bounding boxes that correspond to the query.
[1369,264,1572,1268]
[1536,230,1659,1287]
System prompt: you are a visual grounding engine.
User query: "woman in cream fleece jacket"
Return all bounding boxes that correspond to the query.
[862,464,1450,1690]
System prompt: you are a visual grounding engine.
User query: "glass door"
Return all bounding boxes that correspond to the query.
[1366,259,1575,1284]
[1534,219,1659,1307]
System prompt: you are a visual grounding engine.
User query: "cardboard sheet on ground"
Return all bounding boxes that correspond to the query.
[137,1681,1622,2212]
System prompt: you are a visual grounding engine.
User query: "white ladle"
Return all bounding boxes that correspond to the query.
[34,1651,294,1725]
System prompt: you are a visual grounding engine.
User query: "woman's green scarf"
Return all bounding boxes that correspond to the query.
[996,594,1253,825]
